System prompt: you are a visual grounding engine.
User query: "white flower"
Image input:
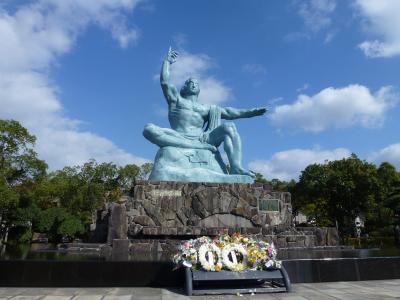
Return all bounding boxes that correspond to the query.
[198,243,222,272]
[221,243,248,271]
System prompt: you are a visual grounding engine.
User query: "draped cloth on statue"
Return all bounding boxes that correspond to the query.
[195,105,221,144]
[148,105,253,183]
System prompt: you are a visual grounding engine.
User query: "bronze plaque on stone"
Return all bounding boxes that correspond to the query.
[259,199,280,212]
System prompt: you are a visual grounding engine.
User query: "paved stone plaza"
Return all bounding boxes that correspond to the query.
[0,280,399,300]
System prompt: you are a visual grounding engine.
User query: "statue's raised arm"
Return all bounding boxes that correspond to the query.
[220,107,267,120]
[160,47,179,104]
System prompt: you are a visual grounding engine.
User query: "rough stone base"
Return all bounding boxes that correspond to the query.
[123,181,292,238]
[102,181,340,257]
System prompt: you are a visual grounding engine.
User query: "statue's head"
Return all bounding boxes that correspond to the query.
[180,77,200,98]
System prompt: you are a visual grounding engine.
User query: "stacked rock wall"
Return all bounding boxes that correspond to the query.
[103,181,340,257]
[125,181,292,237]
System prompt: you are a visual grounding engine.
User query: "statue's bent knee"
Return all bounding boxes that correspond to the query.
[143,123,158,140]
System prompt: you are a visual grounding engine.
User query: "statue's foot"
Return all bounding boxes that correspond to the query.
[231,167,256,178]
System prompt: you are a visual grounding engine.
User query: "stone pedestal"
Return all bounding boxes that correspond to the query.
[105,181,340,257]
[125,181,292,238]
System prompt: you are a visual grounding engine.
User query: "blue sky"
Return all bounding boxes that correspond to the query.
[1,0,399,180]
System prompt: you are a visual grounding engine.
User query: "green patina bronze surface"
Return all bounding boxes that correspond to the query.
[143,47,266,183]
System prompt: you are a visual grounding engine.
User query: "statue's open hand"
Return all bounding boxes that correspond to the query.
[251,107,267,116]
[166,47,178,64]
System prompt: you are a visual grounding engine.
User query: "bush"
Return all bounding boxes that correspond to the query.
[34,207,85,242]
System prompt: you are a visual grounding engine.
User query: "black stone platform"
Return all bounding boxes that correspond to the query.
[0,260,181,287]
[285,257,400,283]
[1,256,400,287]
[185,267,291,295]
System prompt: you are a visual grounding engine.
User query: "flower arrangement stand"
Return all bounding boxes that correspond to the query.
[184,266,291,296]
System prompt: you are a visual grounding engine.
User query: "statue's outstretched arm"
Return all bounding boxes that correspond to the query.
[160,47,179,104]
[221,107,267,120]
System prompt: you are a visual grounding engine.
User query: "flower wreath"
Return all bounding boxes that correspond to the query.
[222,243,248,271]
[198,243,222,271]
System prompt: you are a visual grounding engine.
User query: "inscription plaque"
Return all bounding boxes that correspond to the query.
[259,198,280,212]
[149,189,182,198]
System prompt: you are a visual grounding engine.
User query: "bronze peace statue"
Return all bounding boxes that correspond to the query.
[143,48,266,183]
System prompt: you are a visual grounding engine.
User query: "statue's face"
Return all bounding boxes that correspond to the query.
[181,78,200,97]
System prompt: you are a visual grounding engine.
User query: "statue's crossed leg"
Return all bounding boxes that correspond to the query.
[143,122,254,177]
[143,123,217,152]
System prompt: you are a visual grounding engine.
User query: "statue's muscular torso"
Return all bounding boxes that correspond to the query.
[168,96,210,137]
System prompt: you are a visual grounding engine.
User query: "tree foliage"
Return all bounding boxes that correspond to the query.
[35,207,84,240]
[255,155,400,238]
[0,119,47,186]
[0,119,150,243]
[139,162,153,180]
[0,120,47,245]
[31,160,147,241]
[254,173,296,192]
[292,154,400,236]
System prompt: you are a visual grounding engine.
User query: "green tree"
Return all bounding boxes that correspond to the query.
[254,172,268,184]
[31,160,143,238]
[269,178,296,192]
[35,207,84,242]
[118,164,140,189]
[379,164,400,228]
[0,119,47,185]
[253,172,296,191]
[386,185,400,225]
[292,163,332,224]
[358,162,400,235]
[139,162,153,180]
[39,162,114,230]
[293,155,379,235]
[327,155,378,234]
[0,119,47,245]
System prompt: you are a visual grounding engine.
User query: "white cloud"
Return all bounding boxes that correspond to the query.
[36,128,148,171]
[369,143,400,169]
[249,143,400,181]
[287,0,337,43]
[267,97,283,106]
[196,77,231,106]
[242,63,267,75]
[296,83,310,93]
[270,84,398,132]
[168,50,232,105]
[0,0,148,170]
[355,0,400,58]
[283,31,310,42]
[324,30,336,44]
[249,147,351,181]
[297,0,337,33]
[0,0,140,71]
